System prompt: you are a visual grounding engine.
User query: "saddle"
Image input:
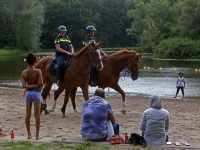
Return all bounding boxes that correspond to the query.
[49,56,70,81]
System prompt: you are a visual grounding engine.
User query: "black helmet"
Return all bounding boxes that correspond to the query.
[58,25,67,32]
[86,25,96,32]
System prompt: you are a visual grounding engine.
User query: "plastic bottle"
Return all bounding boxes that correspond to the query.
[125,132,129,142]
[10,130,14,139]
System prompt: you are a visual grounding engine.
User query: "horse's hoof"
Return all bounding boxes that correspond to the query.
[62,113,66,117]
[122,109,126,115]
[45,110,49,114]
[61,105,66,113]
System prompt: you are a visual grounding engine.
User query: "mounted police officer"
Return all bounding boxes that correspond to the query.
[83,25,96,46]
[82,25,107,87]
[55,25,74,86]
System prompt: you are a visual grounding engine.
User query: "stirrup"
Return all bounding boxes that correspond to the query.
[57,80,61,87]
[91,81,97,87]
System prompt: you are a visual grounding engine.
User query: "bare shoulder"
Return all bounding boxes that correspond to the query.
[22,69,28,76]
[35,68,42,74]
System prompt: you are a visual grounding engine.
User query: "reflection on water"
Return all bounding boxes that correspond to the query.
[0,55,200,98]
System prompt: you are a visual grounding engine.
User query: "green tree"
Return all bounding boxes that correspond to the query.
[40,0,92,49]
[0,0,44,51]
[174,0,200,39]
[127,0,173,53]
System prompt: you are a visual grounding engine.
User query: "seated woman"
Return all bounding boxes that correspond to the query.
[140,95,170,145]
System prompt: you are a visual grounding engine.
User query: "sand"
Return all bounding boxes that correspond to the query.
[0,87,200,144]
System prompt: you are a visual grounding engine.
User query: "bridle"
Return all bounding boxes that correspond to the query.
[102,54,139,81]
[91,48,103,70]
[68,46,103,78]
[126,55,139,80]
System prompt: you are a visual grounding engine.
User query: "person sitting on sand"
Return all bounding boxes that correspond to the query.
[0,126,7,136]
[81,88,120,141]
[21,52,44,140]
[140,95,170,145]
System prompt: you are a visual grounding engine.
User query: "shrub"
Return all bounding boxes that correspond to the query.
[153,37,200,59]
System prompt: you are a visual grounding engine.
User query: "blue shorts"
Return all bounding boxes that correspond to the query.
[25,90,41,103]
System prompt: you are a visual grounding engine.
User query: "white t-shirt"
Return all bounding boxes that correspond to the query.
[177,77,185,87]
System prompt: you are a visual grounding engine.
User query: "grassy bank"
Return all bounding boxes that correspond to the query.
[0,140,157,150]
[0,49,24,56]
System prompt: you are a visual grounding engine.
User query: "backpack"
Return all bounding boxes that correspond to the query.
[128,133,147,147]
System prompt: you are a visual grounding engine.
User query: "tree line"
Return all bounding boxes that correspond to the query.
[0,0,200,58]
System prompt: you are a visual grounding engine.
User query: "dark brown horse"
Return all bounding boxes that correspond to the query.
[50,50,142,115]
[35,42,104,116]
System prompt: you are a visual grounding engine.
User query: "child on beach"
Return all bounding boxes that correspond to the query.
[174,72,185,99]
[21,52,44,140]
[0,126,7,136]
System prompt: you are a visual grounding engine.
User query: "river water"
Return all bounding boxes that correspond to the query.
[0,55,199,99]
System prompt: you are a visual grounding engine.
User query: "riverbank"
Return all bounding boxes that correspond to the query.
[0,49,24,56]
[0,87,200,144]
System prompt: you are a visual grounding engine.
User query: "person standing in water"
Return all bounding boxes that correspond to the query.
[174,72,185,99]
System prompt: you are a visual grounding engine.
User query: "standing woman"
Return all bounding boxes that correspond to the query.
[55,25,74,86]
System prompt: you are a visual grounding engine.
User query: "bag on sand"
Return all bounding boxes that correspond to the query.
[128,133,147,147]
[106,120,114,141]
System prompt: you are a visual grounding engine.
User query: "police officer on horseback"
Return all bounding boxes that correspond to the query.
[82,25,107,87]
[55,25,74,86]
[83,25,96,46]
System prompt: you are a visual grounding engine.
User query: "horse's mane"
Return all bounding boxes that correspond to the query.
[74,44,91,57]
[117,49,136,54]
[109,49,137,56]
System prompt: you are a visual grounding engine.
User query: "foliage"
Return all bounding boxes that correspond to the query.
[0,0,200,59]
[0,0,44,51]
[153,37,200,59]
[127,0,173,53]
[40,0,136,49]
[0,49,25,56]
[173,0,200,39]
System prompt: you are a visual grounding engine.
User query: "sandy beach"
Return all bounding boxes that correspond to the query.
[0,87,200,144]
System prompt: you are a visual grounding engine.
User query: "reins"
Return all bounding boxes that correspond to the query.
[102,54,138,79]
[67,46,102,79]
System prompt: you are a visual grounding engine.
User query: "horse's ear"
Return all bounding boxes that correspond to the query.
[100,41,103,46]
[92,41,95,47]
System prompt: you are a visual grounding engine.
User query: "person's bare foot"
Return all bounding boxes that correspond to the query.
[27,134,32,139]
[36,136,41,140]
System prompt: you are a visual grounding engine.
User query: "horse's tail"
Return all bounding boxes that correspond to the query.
[20,89,27,98]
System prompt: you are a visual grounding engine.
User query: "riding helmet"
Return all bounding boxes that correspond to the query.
[58,25,67,32]
[86,25,96,32]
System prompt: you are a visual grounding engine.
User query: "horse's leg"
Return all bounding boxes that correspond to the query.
[110,83,127,115]
[70,87,81,113]
[50,86,65,112]
[80,84,89,101]
[61,87,71,117]
[41,79,53,114]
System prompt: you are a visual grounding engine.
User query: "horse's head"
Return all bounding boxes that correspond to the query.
[127,53,143,81]
[90,41,104,71]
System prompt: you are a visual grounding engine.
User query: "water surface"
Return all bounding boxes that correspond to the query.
[0,55,199,98]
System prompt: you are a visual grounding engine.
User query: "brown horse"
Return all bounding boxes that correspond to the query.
[50,50,142,115]
[35,42,104,116]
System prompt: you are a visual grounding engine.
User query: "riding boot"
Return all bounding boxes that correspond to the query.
[56,68,62,86]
